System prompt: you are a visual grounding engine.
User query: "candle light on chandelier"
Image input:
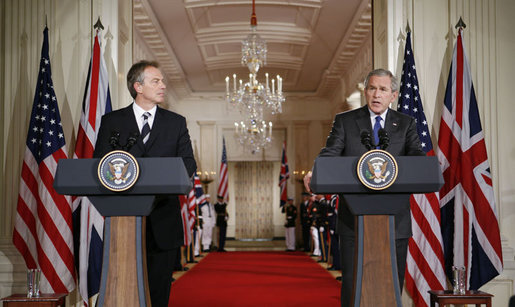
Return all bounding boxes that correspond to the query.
[234,120,273,154]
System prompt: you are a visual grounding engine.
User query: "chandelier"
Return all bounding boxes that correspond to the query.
[234,119,272,154]
[225,0,285,153]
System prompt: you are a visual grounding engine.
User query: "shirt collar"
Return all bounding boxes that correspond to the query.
[368,107,388,122]
[133,102,157,119]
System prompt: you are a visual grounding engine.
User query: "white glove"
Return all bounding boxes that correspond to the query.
[330,230,335,235]
[319,227,325,232]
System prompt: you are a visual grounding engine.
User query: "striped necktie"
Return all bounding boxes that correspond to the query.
[141,112,151,144]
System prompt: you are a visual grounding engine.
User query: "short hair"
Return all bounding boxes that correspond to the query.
[364,69,399,93]
[126,60,160,99]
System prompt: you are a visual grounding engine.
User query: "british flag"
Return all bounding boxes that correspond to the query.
[397,32,446,307]
[437,29,502,290]
[278,141,289,208]
[72,29,111,304]
[194,175,208,209]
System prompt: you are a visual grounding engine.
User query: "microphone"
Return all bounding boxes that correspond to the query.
[124,132,139,151]
[377,128,390,150]
[360,130,373,151]
[109,131,120,150]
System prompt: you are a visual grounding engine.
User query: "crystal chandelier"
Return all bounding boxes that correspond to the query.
[225,0,285,153]
[234,119,272,154]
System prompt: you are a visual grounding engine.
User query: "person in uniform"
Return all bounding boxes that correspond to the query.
[214,195,228,252]
[201,195,216,252]
[308,194,321,257]
[299,192,311,252]
[314,194,329,263]
[283,197,297,251]
[327,194,341,271]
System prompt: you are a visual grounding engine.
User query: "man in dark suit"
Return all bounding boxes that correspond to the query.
[93,60,196,306]
[304,68,425,307]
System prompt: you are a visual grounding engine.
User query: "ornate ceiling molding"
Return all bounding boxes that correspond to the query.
[133,0,192,100]
[317,2,372,98]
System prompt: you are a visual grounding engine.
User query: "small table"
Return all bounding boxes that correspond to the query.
[428,290,493,307]
[1,293,67,307]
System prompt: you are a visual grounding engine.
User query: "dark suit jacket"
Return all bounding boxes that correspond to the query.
[93,104,197,250]
[318,105,424,239]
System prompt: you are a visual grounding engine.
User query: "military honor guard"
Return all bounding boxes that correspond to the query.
[283,197,297,251]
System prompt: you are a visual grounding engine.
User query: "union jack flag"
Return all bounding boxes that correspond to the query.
[278,141,289,208]
[397,32,446,307]
[217,137,229,201]
[180,175,205,246]
[72,29,112,304]
[437,29,503,290]
[194,175,208,208]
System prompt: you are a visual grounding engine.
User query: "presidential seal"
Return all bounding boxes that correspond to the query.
[357,149,398,190]
[97,150,139,192]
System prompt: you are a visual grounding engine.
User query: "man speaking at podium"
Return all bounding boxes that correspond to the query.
[94,60,196,306]
[304,69,424,307]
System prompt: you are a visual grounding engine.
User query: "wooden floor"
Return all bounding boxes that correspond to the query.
[174,239,341,281]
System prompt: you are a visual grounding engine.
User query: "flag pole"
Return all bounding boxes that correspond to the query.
[455,16,466,30]
[319,227,326,262]
[94,16,104,31]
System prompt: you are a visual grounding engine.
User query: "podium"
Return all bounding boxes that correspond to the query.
[310,155,443,307]
[54,157,192,307]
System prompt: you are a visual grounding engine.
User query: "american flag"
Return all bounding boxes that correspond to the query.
[437,29,503,290]
[179,186,196,246]
[397,32,446,307]
[12,27,75,293]
[217,137,229,201]
[278,141,289,207]
[179,195,192,246]
[72,30,112,304]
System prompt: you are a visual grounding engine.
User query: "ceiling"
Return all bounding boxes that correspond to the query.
[133,0,372,102]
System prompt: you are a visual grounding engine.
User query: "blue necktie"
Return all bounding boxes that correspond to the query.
[141,112,151,144]
[373,115,381,149]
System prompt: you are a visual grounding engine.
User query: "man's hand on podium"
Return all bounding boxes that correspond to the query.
[303,171,312,193]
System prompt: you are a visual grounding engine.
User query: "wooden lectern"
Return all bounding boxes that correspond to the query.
[310,156,444,307]
[54,157,192,307]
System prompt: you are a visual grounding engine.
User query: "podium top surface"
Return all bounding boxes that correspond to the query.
[311,155,444,194]
[54,157,192,196]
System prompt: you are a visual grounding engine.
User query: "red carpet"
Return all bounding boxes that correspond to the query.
[169,251,340,306]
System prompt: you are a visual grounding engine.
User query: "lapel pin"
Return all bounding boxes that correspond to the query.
[393,122,398,127]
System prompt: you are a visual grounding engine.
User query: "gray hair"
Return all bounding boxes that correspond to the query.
[364,69,399,93]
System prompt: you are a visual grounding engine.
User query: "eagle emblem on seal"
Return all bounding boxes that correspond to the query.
[107,158,132,184]
[366,157,391,183]
[357,149,398,190]
[98,150,139,192]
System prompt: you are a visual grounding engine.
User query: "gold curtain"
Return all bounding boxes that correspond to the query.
[234,161,274,239]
